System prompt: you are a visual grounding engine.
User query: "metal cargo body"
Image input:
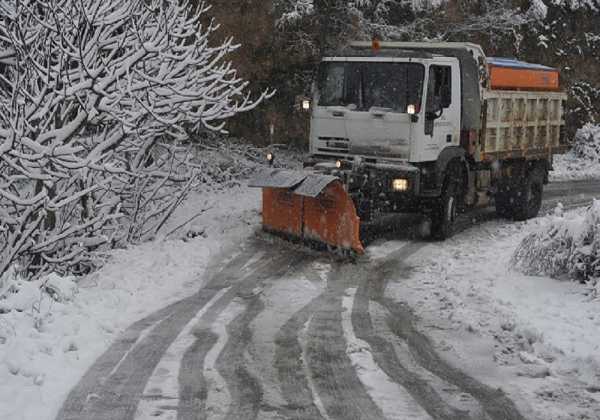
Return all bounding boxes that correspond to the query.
[481,90,567,160]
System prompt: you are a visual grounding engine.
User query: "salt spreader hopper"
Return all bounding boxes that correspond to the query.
[250,41,567,254]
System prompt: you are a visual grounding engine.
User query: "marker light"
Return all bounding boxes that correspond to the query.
[407,104,416,115]
[372,37,381,52]
[302,99,311,111]
[392,178,409,192]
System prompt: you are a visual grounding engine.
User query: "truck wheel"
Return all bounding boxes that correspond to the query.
[512,167,544,221]
[431,167,461,240]
[495,189,512,218]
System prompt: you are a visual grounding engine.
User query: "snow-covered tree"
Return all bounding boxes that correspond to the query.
[0,0,270,277]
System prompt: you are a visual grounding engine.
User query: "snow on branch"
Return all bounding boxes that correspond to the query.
[512,201,600,296]
[0,0,272,277]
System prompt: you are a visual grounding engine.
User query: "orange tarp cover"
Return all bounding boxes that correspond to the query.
[488,61,560,91]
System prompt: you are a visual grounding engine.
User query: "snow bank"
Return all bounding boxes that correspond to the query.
[0,184,261,420]
[551,124,600,181]
[512,201,600,295]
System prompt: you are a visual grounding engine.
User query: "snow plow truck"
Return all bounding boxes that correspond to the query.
[250,41,568,254]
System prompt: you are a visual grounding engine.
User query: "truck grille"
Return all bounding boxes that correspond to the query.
[316,136,349,154]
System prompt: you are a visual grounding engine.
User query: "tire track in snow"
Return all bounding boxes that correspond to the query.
[365,242,526,420]
[342,287,433,420]
[204,299,248,420]
[274,259,388,420]
[352,279,472,420]
[380,295,526,420]
[177,329,217,420]
[56,241,288,420]
[133,288,229,419]
[249,262,326,419]
[172,252,309,420]
[368,301,488,418]
[56,288,227,420]
[299,316,331,420]
[304,286,385,420]
[274,297,327,420]
[352,242,475,419]
[217,297,264,420]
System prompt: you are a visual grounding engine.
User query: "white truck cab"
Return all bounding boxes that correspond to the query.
[310,55,462,164]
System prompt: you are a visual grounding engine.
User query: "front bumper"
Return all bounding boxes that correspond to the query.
[311,158,422,213]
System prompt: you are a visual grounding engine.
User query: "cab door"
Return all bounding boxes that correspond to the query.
[417,62,461,162]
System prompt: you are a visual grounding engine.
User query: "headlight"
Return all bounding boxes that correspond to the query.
[392,178,409,192]
[266,153,274,165]
[407,104,416,115]
[335,160,342,169]
[302,99,311,111]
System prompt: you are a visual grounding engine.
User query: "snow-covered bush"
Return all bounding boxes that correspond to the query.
[512,201,600,295]
[0,0,270,277]
[570,124,600,162]
[193,136,302,188]
[551,124,600,181]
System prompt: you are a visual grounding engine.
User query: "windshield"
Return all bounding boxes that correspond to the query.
[317,61,425,113]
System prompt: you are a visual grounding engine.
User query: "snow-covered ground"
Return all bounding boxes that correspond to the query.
[387,210,600,419]
[551,124,600,181]
[0,186,261,420]
[2,136,599,420]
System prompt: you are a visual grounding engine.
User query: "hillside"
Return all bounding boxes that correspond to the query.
[206,0,600,144]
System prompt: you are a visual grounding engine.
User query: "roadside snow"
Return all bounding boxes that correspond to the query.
[0,185,260,420]
[387,212,600,419]
[551,124,600,181]
[513,200,600,295]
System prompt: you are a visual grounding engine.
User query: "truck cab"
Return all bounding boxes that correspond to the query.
[310,54,462,164]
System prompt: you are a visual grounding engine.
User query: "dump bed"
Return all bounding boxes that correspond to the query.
[488,58,560,92]
[481,90,567,161]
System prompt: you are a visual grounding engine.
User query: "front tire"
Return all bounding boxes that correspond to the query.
[431,166,462,240]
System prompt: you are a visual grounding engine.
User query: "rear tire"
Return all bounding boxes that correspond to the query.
[495,166,544,221]
[431,165,462,240]
[495,190,512,218]
[512,167,544,221]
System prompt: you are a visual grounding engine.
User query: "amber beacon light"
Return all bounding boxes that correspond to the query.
[371,37,381,52]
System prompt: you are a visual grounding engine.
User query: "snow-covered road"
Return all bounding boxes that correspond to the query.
[35,180,600,419]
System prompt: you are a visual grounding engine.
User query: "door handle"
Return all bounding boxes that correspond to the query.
[331,110,345,117]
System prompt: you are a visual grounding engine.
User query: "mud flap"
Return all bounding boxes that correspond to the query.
[250,169,364,254]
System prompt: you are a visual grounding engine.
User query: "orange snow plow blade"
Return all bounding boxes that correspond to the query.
[250,170,364,254]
